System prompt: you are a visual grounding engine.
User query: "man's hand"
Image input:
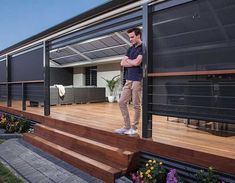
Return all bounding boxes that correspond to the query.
[126,55,143,66]
[121,55,143,67]
[121,56,132,67]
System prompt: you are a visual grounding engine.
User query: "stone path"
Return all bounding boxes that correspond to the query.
[0,138,104,183]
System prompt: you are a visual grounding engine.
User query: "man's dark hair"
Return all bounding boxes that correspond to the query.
[127,28,142,38]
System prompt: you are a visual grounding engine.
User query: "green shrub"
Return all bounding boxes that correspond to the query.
[0,114,7,129]
[17,118,30,133]
[0,113,31,133]
[195,167,221,183]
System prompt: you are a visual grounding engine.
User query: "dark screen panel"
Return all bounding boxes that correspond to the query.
[26,83,44,102]
[152,0,235,73]
[151,0,235,123]
[50,67,73,86]
[151,75,235,123]
[0,85,7,101]
[0,60,6,82]
[10,84,22,100]
[10,47,43,82]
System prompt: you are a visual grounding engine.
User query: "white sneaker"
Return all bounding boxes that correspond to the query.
[114,127,129,134]
[124,128,138,135]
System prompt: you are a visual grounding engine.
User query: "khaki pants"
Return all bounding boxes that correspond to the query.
[119,80,142,129]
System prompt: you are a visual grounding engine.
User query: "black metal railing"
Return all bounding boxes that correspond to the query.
[0,80,44,111]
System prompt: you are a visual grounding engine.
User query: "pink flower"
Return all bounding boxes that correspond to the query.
[131,173,137,180]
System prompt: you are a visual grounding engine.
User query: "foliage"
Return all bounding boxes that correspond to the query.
[102,75,120,96]
[0,114,7,129]
[195,167,223,183]
[0,139,4,144]
[0,162,24,183]
[131,160,225,183]
[0,113,31,134]
[131,160,167,183]
[17,118,31,133]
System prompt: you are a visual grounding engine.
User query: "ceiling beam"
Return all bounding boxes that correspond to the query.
[114,32,131,46]
[50,59,61,67]
[60,55,122,68]
[66,46,93,61]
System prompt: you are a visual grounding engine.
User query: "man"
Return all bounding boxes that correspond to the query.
[115,28,143,135]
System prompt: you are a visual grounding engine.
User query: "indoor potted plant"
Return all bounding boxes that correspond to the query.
[102,75,120,102]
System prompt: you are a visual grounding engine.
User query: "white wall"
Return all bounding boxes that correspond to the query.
[73,62,122,97]
[73,67,85,86]
[97,63,121,97]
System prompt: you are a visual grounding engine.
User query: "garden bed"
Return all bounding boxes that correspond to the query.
[0,112,32,139]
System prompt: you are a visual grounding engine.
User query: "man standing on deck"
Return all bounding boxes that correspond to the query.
[115,28,143,135]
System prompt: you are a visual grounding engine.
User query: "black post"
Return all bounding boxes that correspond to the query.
[142,2,153,138]
[6,55,12,107]
[43,41,50,116]
[22,83,26,111]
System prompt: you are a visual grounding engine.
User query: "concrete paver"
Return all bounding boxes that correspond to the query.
[0,138,103,183]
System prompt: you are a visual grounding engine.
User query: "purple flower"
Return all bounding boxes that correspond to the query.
[167,169,178,183]
[131,173,137,180]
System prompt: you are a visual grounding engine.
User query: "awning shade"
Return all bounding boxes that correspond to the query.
[50,31,131,66]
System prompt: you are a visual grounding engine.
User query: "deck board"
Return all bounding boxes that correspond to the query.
[1,101,235,160]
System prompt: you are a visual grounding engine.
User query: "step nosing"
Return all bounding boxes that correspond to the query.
[26,134,121,173]
[36,124,133,154]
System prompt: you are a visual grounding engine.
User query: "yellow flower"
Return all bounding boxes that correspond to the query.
[147,174,152,179]
[150,166,154,170]
[153,160,156,164]
[146,163,149,167]
[145,170,150,174]
[159,162,163,165]
[148,160,152,163]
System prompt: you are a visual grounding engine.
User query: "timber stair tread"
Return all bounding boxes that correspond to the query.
[40,118,139,151]
[24,133,122,182]
[34,124,133,169]
[35,124,133,156]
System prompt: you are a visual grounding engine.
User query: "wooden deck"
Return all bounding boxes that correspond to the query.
[0,101,235,175]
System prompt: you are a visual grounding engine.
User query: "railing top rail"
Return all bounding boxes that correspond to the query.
[148,69,235,77]
[0,80,44,85]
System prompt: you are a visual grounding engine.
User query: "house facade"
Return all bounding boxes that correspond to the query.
[0,0,235,182]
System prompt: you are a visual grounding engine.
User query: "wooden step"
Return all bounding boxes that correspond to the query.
[41,117,139,151]
[34,124,134,169]
[23,133,121,183]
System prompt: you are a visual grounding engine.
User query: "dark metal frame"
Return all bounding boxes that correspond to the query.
[142,2,153,138]
[22,83,26,111]
[43,41,50,116]
[6,55,11,107]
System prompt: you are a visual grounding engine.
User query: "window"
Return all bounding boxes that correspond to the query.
[85,66,97,86]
